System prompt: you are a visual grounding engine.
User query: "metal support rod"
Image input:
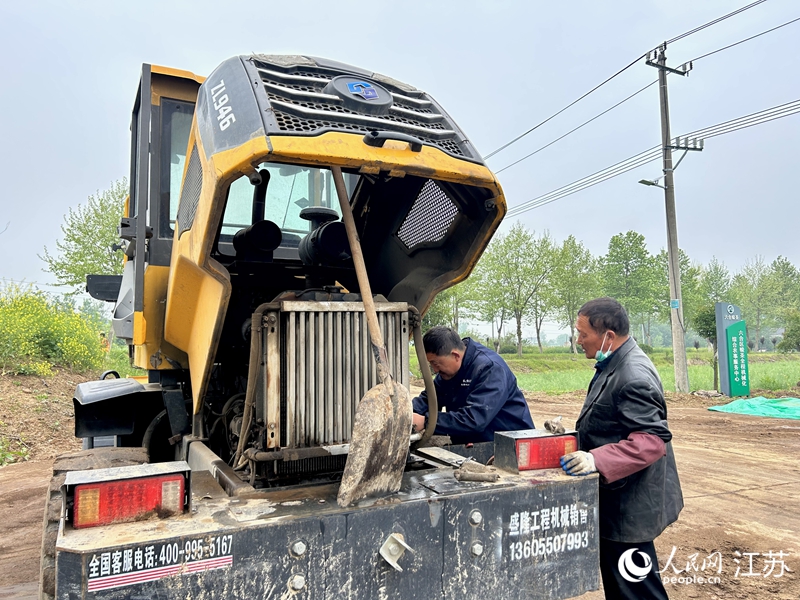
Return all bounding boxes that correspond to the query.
[654,46,690,393]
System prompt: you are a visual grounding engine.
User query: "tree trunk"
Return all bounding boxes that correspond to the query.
[712,342,719,391]
[494,318,504,353]
[515,312,523,357]
[535,319,544,353]
[570,324,577,354]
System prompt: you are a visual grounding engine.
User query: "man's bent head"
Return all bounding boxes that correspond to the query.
[575,297,630,360]
[423,327,466,380]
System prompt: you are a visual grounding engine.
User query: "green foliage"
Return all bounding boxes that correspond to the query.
[729,256,775,352]
[693,304,718,345]
[765,256,800,320]
[0,285,104,374]
[777,310,800,353]
[550,235,598,354]
[602,231,657,317]
[639,343,654,355]
[700,257,731,303]
[40,178,127,293]
[0,435,29,466]
[601,231,664,343]
[479,224,557,355]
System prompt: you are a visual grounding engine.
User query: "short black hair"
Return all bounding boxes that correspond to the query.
[423,326,466,356]
[578,297,630,336]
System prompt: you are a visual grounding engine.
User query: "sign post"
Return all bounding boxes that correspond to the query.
[715,302,750,397]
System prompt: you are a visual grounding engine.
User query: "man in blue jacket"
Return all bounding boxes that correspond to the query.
[411,327,534,444]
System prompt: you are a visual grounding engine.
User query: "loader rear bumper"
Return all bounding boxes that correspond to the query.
[56,468,599,599]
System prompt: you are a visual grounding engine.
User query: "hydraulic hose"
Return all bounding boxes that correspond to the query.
[233,303,269,468]
[409,306,437,448]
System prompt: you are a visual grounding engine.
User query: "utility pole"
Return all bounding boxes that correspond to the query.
[646,43,694,393]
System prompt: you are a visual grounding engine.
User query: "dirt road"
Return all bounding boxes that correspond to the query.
[1,387,798,599]
[530,392,800,600]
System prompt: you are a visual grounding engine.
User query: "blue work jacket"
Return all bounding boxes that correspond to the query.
[412,338,534,444]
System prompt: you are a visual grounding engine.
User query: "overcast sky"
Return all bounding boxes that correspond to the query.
[2,0,798,321]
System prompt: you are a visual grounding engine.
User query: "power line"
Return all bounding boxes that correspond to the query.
[483,53,646,160]
[482,0,770,161]
[666,0,768,44]
[494,6,793,176]
[505,99,800,217]
[506,103,800,216]
[691,15,800,62]
[494,80,658,175]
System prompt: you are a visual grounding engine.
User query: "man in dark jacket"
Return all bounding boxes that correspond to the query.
[411,327,534,444]
[560,297,683,600]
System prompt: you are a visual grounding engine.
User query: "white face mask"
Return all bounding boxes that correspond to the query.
[595,332,613,361]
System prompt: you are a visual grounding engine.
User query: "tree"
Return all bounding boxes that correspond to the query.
[601,231,660,343]
[694,304,719,391]
[488,223,555,356]
[469,240,510,351]
[764,256,800,321]
[700,257,731,303]
[550,236,598,354]
[777,310,800,352]
[41,179,127,293]
[527,233,558,353]
[423,286,462,331]
[729,256,775,351]
[654,248,703,335]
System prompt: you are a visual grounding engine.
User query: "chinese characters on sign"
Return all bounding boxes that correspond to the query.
[659,546,792,586]
[507,502,592,561]
[715,303,750,397]
[726,320,750,397]
[86,535,234,592]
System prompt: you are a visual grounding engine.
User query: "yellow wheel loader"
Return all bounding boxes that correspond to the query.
[42,55,599,599]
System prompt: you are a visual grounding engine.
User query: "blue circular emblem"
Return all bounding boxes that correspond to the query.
[324,76,393,116]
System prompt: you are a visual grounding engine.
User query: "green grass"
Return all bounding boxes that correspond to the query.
[411,347,800,395]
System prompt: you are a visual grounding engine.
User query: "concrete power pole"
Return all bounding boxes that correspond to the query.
[647,44,691,393]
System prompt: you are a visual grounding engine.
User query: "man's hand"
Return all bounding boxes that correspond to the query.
[560,451,596,476]
[412,413,426,433]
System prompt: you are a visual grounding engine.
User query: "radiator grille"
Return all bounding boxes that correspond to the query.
[253,60,469,158]
[270,302,410,448]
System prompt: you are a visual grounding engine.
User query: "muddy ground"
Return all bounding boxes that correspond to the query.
[0,372,798,599]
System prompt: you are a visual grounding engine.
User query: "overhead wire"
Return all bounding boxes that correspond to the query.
[690,15,800,62]
[505,99,800,217]
[494,80,658,175]
[482,0,771,161]
[665,0,768,44]
[482,53,646,160]
[503,11,800,217]
[495,8,799,176]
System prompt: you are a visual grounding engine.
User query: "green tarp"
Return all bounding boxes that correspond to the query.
[708,397,800,420]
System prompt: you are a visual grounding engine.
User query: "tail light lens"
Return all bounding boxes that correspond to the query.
[495,430,578,472]
[64,462,190,529]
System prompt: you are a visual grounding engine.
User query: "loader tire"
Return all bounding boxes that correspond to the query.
[39,447,149,600]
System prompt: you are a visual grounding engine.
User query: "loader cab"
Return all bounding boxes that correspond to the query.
[109,65,202,371]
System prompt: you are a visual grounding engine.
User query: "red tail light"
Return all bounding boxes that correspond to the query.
[64,462,190,529]
[495,430,578,472]
[73,474,185,529]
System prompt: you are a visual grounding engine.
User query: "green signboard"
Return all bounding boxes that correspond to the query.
[725,320,750,397]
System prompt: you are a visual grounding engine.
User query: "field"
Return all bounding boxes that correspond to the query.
[411,347,800,395]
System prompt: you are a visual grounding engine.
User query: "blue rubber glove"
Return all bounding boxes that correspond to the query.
[560,451,596,476]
